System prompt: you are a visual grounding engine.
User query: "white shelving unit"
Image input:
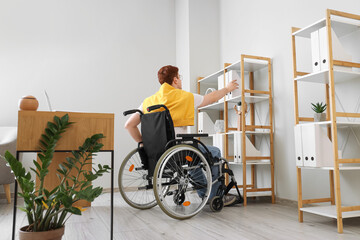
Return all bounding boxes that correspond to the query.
[292,9,360,233]
[197,54,274,206]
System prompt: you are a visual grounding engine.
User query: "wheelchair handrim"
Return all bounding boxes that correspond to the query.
[154,145,212,219]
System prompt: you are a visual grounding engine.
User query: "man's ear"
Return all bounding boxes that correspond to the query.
[172,77,178,85]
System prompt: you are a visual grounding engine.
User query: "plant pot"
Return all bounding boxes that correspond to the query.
[314,113,326,122]
[18,95,39,111]
[19,226,65,240]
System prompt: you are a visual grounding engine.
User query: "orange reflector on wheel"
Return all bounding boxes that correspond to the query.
[185,156,193,162]
[183,201,191,206]
[129,164,134,172]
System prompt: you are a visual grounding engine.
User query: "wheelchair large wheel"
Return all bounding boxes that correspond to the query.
[119,148,157,209]
[153,144,212,220]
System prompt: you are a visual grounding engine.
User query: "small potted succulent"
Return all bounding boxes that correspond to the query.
[311,102,327,122]
[2,114,110,240]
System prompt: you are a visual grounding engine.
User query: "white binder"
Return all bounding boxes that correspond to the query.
[213,134,225,158]
[233,132,260,163]
[310,30,321,72]
[294,125,303,166]
[198,112,215,134]
[233,132,239,163]
[224,71,231,101]
[301,124,334,167]
[229,70,242,100]
[217,74,225,103]
[219,134,225,157]
[318,27,352,71]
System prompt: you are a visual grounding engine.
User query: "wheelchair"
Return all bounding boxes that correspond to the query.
[119,104,243,220]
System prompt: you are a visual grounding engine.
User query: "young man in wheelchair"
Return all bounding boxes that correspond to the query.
[125,65,243,205]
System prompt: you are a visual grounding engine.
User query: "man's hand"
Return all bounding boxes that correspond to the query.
[226,80,239,93]
[199,80,239,108]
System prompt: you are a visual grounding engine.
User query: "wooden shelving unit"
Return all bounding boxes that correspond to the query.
[292,9,360,233]
[197,54,274,206]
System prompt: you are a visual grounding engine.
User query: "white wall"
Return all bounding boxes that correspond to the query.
[175,0,220,135]
[176,0,220,93]
[219,0,360,204]
[175,0,190,91]
[0,0,176,191]
[189,0,220,94]
[2,0,360,205]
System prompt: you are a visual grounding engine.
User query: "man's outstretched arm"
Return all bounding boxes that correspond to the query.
[199,80,239,108]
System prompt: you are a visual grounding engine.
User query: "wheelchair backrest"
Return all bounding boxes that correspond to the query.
[141,105,175,175]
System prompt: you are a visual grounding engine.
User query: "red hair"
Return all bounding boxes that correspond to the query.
[158,65,179,85]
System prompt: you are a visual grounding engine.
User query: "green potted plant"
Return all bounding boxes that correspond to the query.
[2,114,110,240]
[311,102,327,122]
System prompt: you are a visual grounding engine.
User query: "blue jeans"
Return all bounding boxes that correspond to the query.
[191,145,221,200]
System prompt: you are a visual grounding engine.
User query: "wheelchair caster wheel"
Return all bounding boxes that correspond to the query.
[210,196,223,212]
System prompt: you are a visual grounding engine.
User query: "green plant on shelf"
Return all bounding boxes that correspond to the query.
[311,102,327,113]
[1,114,110,232]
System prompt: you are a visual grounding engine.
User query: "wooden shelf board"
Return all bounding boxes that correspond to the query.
[295,69,360,84]
[301,205,360,219]
[293,19,360,38]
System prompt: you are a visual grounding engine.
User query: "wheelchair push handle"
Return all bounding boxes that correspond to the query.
[123,109,143,116]
[147,104,169,112]
[123,105,169,116]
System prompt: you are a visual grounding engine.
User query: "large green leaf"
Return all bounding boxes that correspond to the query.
[67,207,81,215]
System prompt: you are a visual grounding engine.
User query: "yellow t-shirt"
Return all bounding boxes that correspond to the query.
[142,83,194,127]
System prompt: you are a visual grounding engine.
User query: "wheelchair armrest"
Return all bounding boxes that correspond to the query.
[176,133,209,138]
[123,109,143,116]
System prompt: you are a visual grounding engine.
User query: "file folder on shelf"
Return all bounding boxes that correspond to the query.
[311,30,321,72]
[294,125,304,166]
[232,132,260,163]
[225,70,242,100]
[213,134,225,157]
[318,27,352,71]
[234,132,239,163]
[217,74,225,103]
[198,112,215,134]
[310,27,352,73]
[294,124,337,167]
